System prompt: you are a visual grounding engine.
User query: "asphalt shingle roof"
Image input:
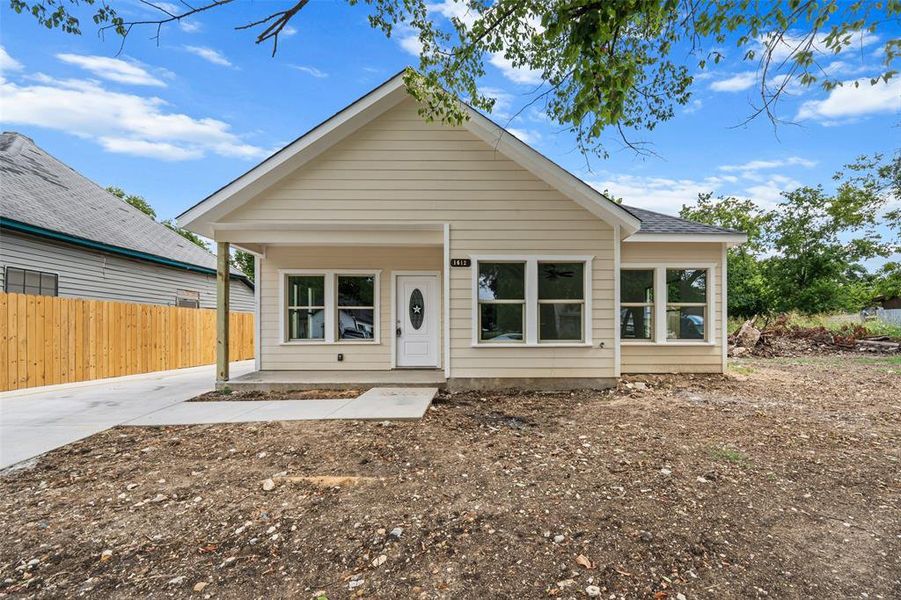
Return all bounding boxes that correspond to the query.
[622,204,743,236]
[0,132,242,275]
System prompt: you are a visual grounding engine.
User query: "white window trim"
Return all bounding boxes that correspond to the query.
[620,262,716,346]
[278,269,381,345]
[470,255,594,348]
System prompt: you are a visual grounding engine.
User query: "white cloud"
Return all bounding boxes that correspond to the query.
[282,25,298,37]
[179,20,202,33]
[710,71,756,92]
[796,77,901,122]
[397,30,424,57]
[291,65,328,79]
[428,0,478,28]
[184,46,233,67]
[0,46,23,73]
[504,127,541,145]
[719,156,816,174]
[590,171,801,214]
[762,29,880,63]
[0,74,266,161]
[98,137,203,160]
[480,86,515,118]
[488,53,543,85]
[56,53,166,87]
[683,99,703,114]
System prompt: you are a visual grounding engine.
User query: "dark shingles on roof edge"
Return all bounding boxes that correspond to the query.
[0,132,249,282]
[623,204,743,236]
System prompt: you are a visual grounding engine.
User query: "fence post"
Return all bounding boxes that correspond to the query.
[217,241,230,383]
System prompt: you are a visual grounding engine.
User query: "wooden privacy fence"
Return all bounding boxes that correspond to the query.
[0,292,254,392]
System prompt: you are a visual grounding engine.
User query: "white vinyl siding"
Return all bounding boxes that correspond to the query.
[227,99,616,378]
[0,230,255,311]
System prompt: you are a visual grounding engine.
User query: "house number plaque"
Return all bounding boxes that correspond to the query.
[450,258,471,267]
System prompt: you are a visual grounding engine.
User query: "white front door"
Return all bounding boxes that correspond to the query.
[395,275,439,368]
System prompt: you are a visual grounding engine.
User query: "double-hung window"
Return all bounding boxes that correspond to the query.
[337,275,376,340]
[474,257,592,345]
[620,269,654,341]
[666,269,707,340]
[619,265,713,343]
[283,271,379,343]
[538,262,585,342]
[477,262,526,343]
[286,275,326,341]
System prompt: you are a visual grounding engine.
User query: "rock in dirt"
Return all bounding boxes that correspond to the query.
[99,549,113,563]
[735,319,761,349]
[261,478,276,491]
[553,534,565,543]
[193,581,208,593]
[389,527,403,539]
[585,585,602,597]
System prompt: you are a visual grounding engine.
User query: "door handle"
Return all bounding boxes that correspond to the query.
[396,327,402,337]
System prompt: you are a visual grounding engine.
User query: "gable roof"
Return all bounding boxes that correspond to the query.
[177,70,642,238]
[622,205,746,241]
[0,132,251,285]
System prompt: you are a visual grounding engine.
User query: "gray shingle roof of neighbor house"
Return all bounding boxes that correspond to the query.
[0,132,250,283]
[622,204,744,236]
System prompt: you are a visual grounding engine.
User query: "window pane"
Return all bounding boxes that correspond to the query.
[338,276,374,307]
[478,262,525,300]
[7,268,24,286]
[538,262,584,300]
[25,271,40,289]
[667,306,705,340]
[338,309,375,339]
[479,303,523,341]
[666,269,707,303]
[620,306,652,340]
[40,274,57,296]
[621,270,653,303]
[288,308,325,340]
[539,303,583,341]
[287,276,325,307]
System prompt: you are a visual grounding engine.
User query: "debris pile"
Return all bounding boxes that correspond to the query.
[728,315,900,357]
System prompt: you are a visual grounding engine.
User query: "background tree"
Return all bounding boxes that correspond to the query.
[10,0,899,156]
[107,184,255,279]
[680,194,771,318]
[231,250,255,282]
[681,153,899,316]
[106,186,156,219]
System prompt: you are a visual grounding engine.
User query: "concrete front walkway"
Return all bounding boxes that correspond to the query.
[125,387,438,425]
[0,361,255,469]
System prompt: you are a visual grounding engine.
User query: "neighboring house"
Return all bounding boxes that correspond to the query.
[0,132,254,310]
[179,72,746,389]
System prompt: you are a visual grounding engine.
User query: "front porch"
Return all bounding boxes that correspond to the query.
[221,368,446,392]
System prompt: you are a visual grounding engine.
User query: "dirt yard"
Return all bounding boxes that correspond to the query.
[1,356,899,599]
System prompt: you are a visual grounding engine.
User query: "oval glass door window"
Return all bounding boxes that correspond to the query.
[409,288,424,330]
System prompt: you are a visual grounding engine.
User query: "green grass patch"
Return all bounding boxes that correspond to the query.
[709,446,749,465]
[728,364,755,375]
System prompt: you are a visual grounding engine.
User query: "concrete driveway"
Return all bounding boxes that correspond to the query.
[0,361,255,470]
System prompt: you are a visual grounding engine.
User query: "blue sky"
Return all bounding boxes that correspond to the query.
[1,1,898,267]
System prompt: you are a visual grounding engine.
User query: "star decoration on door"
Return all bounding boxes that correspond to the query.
[409,288,424,330]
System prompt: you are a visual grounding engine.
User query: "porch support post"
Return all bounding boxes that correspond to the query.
[216,241,230,383]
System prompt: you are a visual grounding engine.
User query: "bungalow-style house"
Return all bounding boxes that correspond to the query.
[0,132,254,310]
[179,72,746,389]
